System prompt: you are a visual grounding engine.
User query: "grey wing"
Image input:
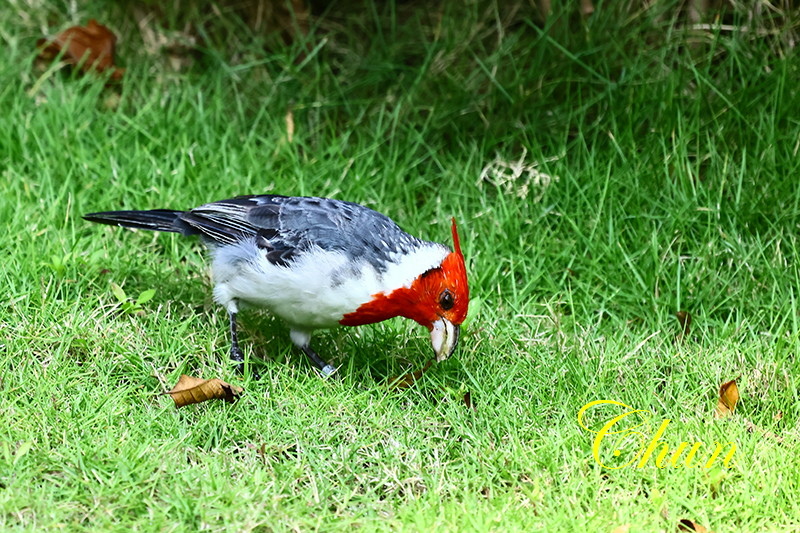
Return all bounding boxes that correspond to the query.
[181,195,427,270]
[248,196,428,271]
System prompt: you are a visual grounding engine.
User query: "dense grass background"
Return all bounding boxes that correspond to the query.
[2,1,799,530]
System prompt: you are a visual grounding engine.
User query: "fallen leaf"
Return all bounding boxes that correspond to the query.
[388,359,434,389]
[675,310,691,342]
[37,20,124,81]
[714,378,739,419]
[610,526,630,533]
[463,390,475,411]
[163,374,243,408]
[677,518,709,532]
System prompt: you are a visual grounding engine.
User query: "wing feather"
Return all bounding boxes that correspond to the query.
[178,195,431,270]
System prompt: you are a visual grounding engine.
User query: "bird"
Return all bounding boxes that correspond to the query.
[83,195,469,377]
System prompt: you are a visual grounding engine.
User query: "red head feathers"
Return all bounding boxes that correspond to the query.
[410,217,469,328]
[340,218,469,361]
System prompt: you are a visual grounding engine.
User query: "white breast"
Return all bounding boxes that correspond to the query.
[209,238,448,330]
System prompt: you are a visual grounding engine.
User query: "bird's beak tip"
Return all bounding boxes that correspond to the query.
[430,318,460,362]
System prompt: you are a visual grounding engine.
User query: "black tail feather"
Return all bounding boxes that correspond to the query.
[83,209,187,233]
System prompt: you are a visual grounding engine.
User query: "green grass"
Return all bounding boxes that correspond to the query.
[2,1,800,530]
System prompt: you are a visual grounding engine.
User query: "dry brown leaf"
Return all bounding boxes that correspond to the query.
[463,390,475,411]
[163,374,243,408]
[678,518,709,532]
[676,310,691,342]
[714,378,739,419]
[713,379,785,443]
[37,20,124,81]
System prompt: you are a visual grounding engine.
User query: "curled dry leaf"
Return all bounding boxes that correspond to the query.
[163,374,243,408]
[37,19,124,81]
[714,379,740,419]
[677,518,709,532]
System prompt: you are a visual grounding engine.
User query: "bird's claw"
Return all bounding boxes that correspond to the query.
[231,346,260,380]
[320,364,338,378]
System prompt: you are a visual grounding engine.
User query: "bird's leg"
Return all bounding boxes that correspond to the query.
[229,311,244,364]
[290,329,337,377]
[301,345,337,377]
[228,310,260,379]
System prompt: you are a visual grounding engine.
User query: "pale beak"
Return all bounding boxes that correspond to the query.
[430,318,460,362]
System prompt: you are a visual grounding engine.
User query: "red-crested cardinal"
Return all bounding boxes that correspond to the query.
[84,195,469,377]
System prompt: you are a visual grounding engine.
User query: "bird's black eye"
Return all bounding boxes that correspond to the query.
[439,289,454,310]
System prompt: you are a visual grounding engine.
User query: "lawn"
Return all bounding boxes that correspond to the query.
[2,1,799,531]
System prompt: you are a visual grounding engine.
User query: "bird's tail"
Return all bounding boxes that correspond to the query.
[83,209,186,233]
